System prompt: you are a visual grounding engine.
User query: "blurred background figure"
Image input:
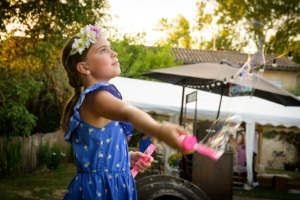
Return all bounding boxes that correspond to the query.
[227,134,238,165]
[137,133,153,153]
[237,123,246,166]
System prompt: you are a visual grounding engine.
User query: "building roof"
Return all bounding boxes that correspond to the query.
[171,48,300,71]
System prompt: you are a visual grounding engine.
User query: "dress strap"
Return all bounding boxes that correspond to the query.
[64,82,129,141]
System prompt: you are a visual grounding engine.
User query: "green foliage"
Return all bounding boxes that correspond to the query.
[0,138,23,178]
[0,36,70,135]
[194,1,213,31]
[0,1,110,136]
[284,161,300,171]
[0,0,110,38]
[154,15,193,48]
[287,80,300,96]
[3,0,184,137]
[167,152,182,167]
[288,41,300,64]
[263,130,300,146]
[213,0,300,57]
[28,65,72,133]
[110,34,180,79]
[37,141,65,169]
[150,0,300,57]
[204,25,247,51]
[0,68,39,137]
[263,131,279,139]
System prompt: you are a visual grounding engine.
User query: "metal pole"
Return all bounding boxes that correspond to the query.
[179,86,185,126]
[216,85,224,119]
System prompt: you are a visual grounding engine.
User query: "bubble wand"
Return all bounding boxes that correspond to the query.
[181,114,243,161]
[131,144,156,178]
[180,134,222,160]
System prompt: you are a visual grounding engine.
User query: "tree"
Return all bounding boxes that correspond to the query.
[1,0,110,38]
[287,81,300,96]
[0,0,110,136]
[213,0,300,57]
[0,0,180,137]
[109,33,181,79]
[154,14,193,48]
[193,1,216,50]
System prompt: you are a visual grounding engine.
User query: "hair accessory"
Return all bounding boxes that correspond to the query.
[70,24,106,55]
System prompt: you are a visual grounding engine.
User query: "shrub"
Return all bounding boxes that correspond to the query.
[284,161,300,171]
[168,152,182,168]
[0,138,23,178]
[37,141,65,169]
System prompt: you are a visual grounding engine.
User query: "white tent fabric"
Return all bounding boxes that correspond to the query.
[111,77,223,119]
[220,96,300,128]
[245,122,256,184]
[111,77,300,128]
[111,77,300,184]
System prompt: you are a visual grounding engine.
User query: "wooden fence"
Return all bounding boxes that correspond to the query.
[0,130,72,173]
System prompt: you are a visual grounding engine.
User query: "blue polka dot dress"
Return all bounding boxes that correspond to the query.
[63,82,137,200]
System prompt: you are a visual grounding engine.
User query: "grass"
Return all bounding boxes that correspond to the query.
[233,187,300,200]
[265,168,300,180]
[0,164,300,200]
[0,163,75,200]
[233,168,300,200]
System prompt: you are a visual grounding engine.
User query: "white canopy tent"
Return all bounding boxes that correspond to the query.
[111,77,225,120]
[111,77,300,128]
[111,77,300,184]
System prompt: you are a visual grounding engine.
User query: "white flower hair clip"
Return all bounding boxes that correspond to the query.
[70,24,106,55]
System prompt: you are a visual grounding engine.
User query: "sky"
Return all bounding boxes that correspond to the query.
[107,0,204,45]
[107,0,260,53]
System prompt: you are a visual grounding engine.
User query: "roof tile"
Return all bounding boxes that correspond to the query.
[171,48,300,71]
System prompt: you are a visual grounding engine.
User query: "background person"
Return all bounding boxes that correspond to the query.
[227,134,238,165]
[237,124,246,167]
[137,133,153,153]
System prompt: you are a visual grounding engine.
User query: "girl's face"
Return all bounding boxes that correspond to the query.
[83,37,120,83]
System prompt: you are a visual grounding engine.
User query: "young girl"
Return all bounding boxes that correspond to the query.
[60,24,194,200]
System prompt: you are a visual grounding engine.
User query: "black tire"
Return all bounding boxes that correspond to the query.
[134,169,163,181]
[136,174,210,200]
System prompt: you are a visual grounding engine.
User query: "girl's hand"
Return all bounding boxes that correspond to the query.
[157,123,195,155]
[130,151,154,173]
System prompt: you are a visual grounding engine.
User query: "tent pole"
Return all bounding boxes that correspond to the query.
[216,85,224,119]
[179,86,185,126]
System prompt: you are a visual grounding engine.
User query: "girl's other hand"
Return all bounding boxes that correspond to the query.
[130,151,154,173]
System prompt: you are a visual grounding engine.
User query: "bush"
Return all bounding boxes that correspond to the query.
[37,142,65,169]
[0,138,23,178]
[284,161,300,171]
[168,152,182,168]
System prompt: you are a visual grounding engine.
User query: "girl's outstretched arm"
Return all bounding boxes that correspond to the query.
[81,90,194,154]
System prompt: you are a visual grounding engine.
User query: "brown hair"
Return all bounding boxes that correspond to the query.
[60,36,89,132]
